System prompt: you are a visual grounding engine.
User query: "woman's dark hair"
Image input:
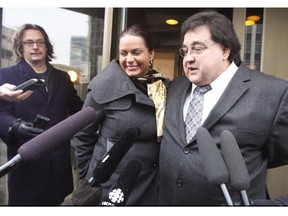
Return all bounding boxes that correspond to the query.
[181,10,242,66]
[12,24,55,63]
[118,24,157,52]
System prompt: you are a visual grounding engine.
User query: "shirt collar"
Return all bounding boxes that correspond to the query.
[192,62,238,92]
[210,61,238,93]
[191,61,238,93]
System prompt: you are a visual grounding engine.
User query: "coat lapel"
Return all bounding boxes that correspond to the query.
[46,67,59,103]
[19,61,48,98]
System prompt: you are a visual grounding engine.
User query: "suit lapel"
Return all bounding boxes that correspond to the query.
[203,64,250,130]
[181,82,192,145]
[171,76,192,145]
[186,63,251,146]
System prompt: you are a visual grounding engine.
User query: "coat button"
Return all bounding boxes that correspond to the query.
[177,179,183,187]
[183,148,189,154]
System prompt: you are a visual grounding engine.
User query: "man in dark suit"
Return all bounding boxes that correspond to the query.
[158,11,288,205]
[0,24,83,205]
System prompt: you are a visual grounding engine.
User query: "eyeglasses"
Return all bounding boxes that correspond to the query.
[179,45,208,57]
[22,40,46,47]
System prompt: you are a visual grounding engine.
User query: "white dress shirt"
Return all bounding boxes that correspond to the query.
[183,62,238,124]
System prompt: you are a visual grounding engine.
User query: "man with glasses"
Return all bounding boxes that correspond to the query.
[0,24,83,205]
[158,11,288,205]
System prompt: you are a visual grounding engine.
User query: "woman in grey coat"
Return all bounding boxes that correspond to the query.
[74,25,170,205]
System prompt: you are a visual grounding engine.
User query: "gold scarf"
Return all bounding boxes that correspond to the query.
[147,79,167,142]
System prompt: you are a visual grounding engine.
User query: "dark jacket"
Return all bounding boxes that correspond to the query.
[158,63,288,205]
[0,60,83,205]
[74,59,170,205]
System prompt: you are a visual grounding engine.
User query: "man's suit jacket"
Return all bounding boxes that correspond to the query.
[158,63,288,205]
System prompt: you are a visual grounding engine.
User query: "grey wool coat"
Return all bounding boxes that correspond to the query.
[74,59,170,205]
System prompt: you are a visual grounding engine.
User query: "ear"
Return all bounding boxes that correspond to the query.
[150,50,155,60]
[222,47,231,60]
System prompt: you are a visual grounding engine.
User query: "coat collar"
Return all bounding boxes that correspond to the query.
[19,60,39,79]
[89,59,154,107]
[18,60,50,98]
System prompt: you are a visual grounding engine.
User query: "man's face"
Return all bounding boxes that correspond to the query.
[22,29,47,65]
[182,26,230,86]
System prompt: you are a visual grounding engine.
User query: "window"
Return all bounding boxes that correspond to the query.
[243,8,263,70]
[1,8,104,98]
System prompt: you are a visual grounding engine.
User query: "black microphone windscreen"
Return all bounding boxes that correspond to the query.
[220,130,250,190]
[100,160,141,206]
[18,107,97,161]
[196,127,229,186]
[92,127,140,185]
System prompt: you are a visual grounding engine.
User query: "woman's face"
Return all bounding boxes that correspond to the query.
[119,35,154,78]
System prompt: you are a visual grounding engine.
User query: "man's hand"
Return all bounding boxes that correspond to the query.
[0,83,33,102]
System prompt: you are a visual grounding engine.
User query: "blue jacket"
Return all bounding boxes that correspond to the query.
[0,60,83,205]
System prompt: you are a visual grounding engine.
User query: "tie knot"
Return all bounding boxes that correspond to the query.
[195,85,211,94]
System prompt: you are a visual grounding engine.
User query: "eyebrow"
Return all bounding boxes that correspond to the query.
[23,39,45,41]
[120,48,143,52]
[190,41,206,46]
[182,41,206,47]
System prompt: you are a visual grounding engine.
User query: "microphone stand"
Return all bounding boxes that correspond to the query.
[240,190,250,206]
[220,184,234,206]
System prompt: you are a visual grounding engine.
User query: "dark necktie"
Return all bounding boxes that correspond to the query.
[185,85,212,143]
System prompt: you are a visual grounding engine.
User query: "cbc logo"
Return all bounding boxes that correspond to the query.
[108,188,125,204]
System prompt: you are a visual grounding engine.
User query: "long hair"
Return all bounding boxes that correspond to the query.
[181,10,242,66]
[12,24,55,63]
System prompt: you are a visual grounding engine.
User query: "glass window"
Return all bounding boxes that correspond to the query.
[2,8,89,65]
[244,8,263,70]
[1,8,104,99]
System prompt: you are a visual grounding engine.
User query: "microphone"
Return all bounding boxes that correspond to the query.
[220,130,251,206]
[89,127,140,187]
[100,160,141,206]
[0,107,97,178]
[195,127,234,206]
